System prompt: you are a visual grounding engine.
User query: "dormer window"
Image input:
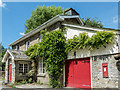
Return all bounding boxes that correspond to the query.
[26,41,30,50]
[16,45,19,50]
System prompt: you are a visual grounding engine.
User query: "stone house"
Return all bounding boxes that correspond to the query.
[2,8,120,88]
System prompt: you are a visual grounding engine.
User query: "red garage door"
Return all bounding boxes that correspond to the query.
[65,57,91,88]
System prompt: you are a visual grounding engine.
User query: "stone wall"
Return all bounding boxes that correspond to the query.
[91,55,119,88]
[37,75,49,84]
[5,59,8,83]
[12,33,40,51]
[12,22,61,51]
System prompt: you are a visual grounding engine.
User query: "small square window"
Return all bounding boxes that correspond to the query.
[19,64,28,74]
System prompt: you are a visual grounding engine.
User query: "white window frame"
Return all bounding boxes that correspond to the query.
[19,63,28,75]
[16,45,19,50]
[26,41,30,50]
[39,58,45,74]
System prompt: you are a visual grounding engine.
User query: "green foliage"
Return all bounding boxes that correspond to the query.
[14,82,20,85]
[49,78,62,88]
[20,80,27,84]
[9,84,16,88]
[37,81,41,84]
[89,31,115,50]
[25,29,67,88]
[66,33,90,52]
[28,78,33,83]
[82,17,103,28]
[25,6,64,34]
[37,81,43,85]
[0,43,6,71]
[66,31,116,51]
[27,69,35,77]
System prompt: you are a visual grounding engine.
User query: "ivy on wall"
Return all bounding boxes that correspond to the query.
[25,29,67,88]
[66,31,116,52]
[25,29,116,88]
[66,33,89,52]
[89,31,115,50]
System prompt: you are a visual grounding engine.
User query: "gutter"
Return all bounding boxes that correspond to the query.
[63,23,120,32]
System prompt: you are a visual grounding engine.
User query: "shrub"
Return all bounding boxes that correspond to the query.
[9,84,16,88]
[37,81,41,84]
[28,78,33,83]
[20,80,27,84]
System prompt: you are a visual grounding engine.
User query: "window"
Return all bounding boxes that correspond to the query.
[24,64,28,73]
[39,35,42,42]
[16,45,19,50]
[19,64,23,73]
[26,41,30,50]
[19,64,28,74]
[39,59,45,73]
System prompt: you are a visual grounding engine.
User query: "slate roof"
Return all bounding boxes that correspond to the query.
[8,49,29,59]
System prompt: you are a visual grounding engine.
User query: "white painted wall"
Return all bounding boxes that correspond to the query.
[66,27,119,59]
[66,27,95,39]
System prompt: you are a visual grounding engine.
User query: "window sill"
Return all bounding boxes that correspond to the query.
[37,73,46,77]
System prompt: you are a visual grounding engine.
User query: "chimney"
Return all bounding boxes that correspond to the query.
[64,8,79,16]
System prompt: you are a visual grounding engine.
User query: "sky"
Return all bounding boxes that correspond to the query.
[1,2,118,48]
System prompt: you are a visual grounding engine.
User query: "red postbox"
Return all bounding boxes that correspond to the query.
[102,63,108,78]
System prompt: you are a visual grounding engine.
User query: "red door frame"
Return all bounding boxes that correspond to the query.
[9,64,12,82]
[65,57,91,88]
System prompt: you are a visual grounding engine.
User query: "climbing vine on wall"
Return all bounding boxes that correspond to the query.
[89,31,116,50]
[66,33,90,52]
[25,29,116,88]
[66,31,116,52]
[25,29,67,88]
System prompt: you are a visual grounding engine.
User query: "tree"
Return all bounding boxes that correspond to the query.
[0,43,6,71]
[25,6,64,34]
[82,17,103,28]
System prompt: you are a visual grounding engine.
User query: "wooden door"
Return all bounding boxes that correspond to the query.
[65,58,91,88]
[74,58,91,88]
[9,64,12,82]
[65,60,74,87]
